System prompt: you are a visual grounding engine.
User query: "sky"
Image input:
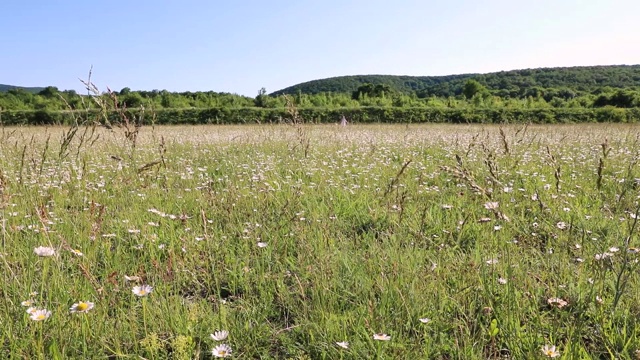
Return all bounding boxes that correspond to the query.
[1,0,639,96]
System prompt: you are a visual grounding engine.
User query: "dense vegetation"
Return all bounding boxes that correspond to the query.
[4,124,640,358]
[272,65,640,96]
[1,65,639,125]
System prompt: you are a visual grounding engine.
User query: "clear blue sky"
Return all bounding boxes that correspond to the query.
[1,0,638,96]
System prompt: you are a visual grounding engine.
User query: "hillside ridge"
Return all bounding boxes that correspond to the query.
[271,65,640,96]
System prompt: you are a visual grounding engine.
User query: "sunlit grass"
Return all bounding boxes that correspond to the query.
[1,123,640,358]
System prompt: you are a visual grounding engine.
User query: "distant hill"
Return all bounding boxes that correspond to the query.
[0,84,45,93]
[271,65,640,97]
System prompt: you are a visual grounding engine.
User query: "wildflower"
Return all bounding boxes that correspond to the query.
[373,333,391,341]
[21,300,35,307]
[478,217,492,223]
[441,204,453,209]
[498,277,508,285]
[70,249,83,256]
[26,307,37,314]
[547,298,568,309]
[486,258,498,265]
[210,330,229,341]
[336,341,349,349]
[257,242,268,248]
[70,301,95,313]
[30,309,51,321]
[596,296,603,305]
[419,318,431,324]
[493,225,502,231]
[124,275,141,282]
[575,257,584,263]
[132,285,153,297]
[628,247,640,254]
[33,246,55,257]
[211,344,232,358]
[541,344,560,358]
[609,247,620,253]
[556,222,567,230]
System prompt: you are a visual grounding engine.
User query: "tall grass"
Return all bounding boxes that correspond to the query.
[1,122,640,359]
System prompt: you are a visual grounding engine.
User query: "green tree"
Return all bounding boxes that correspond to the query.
[254,87,268,108]
[462,80,487,99]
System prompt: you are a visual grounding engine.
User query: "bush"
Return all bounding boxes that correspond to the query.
[1,107,639,126]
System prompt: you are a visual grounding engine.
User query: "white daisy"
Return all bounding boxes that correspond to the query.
[211,344,232,358]
[30,309,51,321]
[541,344,560,358]
[70,301,95,313]
[210,330,229,341]
[132,285,153,297]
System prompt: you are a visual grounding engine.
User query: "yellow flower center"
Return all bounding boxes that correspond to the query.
[77,303,89,311]
[219,351,227,356]
[36,314,45,320]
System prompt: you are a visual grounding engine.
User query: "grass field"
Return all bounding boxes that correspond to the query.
[2,123,640,359]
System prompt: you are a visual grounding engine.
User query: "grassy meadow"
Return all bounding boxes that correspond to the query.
[2,123,640,359]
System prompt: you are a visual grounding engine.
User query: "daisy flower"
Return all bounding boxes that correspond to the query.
[541,344,560,358]
[419,318,431,324]
[70,301,95,313]
[30,309,51,321]
[210,330,229,341]
[336,341,349,349]
[211,344,232,358]
[132,285,153,297]
[373,333,391,341]
[21,299,35,307]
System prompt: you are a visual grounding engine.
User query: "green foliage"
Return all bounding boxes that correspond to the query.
[273,65,640,97]
[3,107,639,126]
[351,83,395,100]
[1,65,639,125]
[463,80,487,99]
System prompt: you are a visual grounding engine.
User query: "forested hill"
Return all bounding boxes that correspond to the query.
[271,65,640,97]
[0,84,45,93]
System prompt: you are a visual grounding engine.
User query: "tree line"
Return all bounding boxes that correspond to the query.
[0,65,638,125]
